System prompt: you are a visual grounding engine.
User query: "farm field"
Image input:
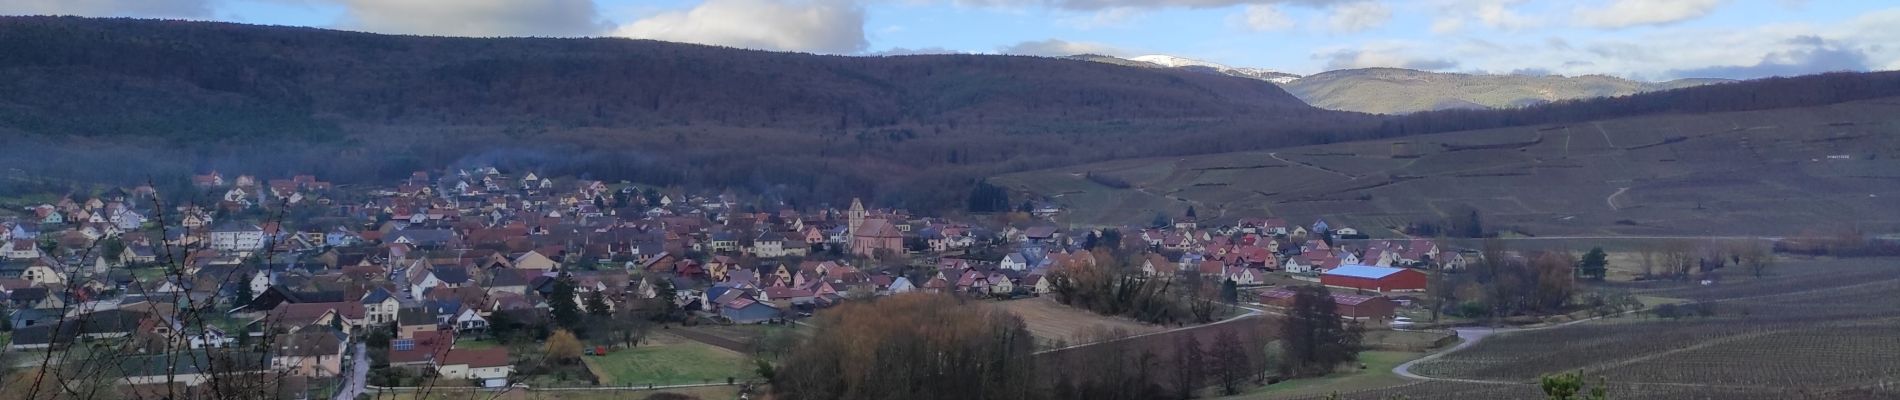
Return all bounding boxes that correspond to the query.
[1282,258,1900,399]
[580,333,756,387]
[1220,351,1428,400]
[993,98,1900,236]
[671,323,803,353]
[992,297,1164,347]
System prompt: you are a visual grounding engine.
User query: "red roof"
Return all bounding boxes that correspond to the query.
[269,302,366,324]
[441,347,511,368]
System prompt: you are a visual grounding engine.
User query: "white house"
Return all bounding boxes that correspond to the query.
[437,348,513,387]
[209,222,266,251]
[452,308,489,332]
[1,239,40,259]
[1000,253,1028,271]
[886,276,915,295]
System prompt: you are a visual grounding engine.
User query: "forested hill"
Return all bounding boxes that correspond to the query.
[0,16,1368,210]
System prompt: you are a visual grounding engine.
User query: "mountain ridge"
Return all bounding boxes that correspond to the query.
[0,16,1368,210]
[1283,67,1731,114]
[1070,54,1302,84]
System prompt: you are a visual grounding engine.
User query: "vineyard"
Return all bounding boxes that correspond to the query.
[1293,257,1900,399]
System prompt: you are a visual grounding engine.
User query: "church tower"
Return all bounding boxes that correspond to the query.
[847,198,866,238]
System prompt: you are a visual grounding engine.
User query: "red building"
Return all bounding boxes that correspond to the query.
[1259,289,1399,324]
[1319,265,1428,292]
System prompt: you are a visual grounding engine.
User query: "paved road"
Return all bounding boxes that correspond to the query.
[1390,305,1662,384]
[1390,327,1514,384]
[335,342,368,400]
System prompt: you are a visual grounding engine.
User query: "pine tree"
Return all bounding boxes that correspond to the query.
[233,280,254,305]
[585,290,611,318]
[550,272,583,330]
[1578,247,1610,281]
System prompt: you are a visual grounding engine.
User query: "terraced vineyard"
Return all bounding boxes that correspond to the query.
[1291,258,1900,399]
[995,98,1900,235]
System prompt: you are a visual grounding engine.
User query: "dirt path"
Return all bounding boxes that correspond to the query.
[1034,304,1267,355]
[1269,152,1356,180]
[1593,122,1617,147]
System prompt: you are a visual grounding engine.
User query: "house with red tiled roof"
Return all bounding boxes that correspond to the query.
[437,347,513,387]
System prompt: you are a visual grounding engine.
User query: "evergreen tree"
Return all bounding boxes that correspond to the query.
[487,309,517,341]
[585,290,611,318]
[1220,279,1239,304]
[549,272,583,330]
[233,280,254,305]
[652,277,680,321]
[1578,247,1610,281]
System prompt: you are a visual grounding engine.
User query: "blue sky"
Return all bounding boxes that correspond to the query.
[8,0,1898,80]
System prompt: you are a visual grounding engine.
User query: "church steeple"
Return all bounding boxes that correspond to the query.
[847,198,866,239]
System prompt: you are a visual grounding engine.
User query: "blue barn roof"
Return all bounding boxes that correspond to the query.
[1322,265,1407,279]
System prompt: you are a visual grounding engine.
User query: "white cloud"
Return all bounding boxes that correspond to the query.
[1428,0,1539,33]
[1575,0,1726,29]
[0,0,210,18]
[616,0,868,54]
[336,0,607,37]
[998,38,1130,57]
[946,0,1362,11]
[1237,4,1295,32]
[1343,9,1898,80]
[1059,7,1144,29]
[1317,42,1458,70]
[1430,18,1464,34]
[865,46,970,56]
[1324,1,1390,33]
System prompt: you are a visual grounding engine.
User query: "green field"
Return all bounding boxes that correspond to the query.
[995,98,1900,236]
[1220,351,1426,399]
[581,336,756,387]
[453,338,503,350]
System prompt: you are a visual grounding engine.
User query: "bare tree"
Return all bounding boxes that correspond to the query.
[1740,240,1775,278]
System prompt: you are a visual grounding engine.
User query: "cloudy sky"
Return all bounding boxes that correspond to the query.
[7,0,1897,80]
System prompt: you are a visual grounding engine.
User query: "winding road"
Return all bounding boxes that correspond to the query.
[1605,187,1629,210]
[1390,327,1514,384]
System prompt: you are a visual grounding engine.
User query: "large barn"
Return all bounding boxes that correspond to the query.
[1320,265,1428,292]
[1259,288,1399,324]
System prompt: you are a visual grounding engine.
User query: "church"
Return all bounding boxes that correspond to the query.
[846,198,905,257]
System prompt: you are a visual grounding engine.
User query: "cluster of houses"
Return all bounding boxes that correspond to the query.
[0,167,1473,393]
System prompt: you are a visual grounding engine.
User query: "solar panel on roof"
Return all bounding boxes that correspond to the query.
[393,339,414,351]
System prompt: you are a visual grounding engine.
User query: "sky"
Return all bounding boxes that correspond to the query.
[6,0,1898,80]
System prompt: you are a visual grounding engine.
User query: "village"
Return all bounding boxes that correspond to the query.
[0,168,1474,397]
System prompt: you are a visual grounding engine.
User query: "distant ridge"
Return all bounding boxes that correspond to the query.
[1283,68,1730,114]
[1068,54,1301,84]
